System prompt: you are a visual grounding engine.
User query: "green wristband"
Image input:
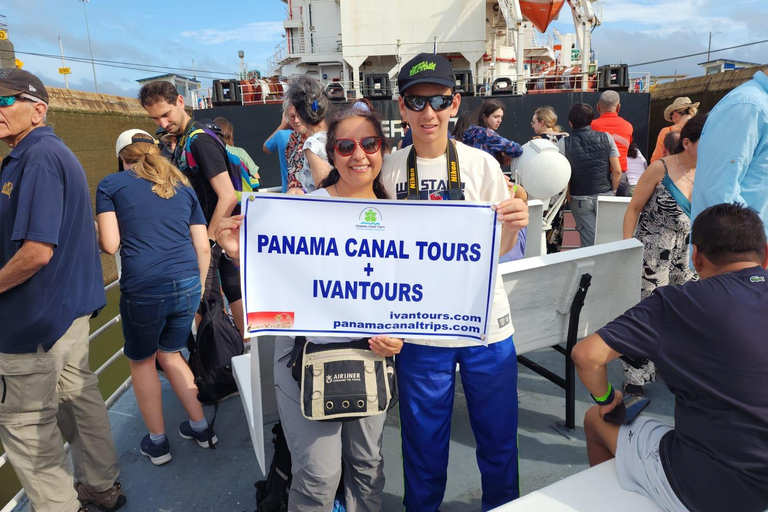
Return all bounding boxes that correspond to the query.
[591,383,614,405]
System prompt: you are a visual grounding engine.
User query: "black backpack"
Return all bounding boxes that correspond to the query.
[254,423,291,512]
[187,295,243,415]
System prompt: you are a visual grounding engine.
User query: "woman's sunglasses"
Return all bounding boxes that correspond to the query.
[402,95,454,112]
[334,136,382,157]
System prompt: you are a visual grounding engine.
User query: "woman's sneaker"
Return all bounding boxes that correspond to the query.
[179,420,218,448]
[140,434,172,465]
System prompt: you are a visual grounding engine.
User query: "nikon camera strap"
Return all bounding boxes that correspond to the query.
[406,140,463,201]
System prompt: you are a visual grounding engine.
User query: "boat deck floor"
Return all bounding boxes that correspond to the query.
[14,349,674,512]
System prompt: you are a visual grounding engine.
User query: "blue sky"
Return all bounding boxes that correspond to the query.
[1,0,766,98]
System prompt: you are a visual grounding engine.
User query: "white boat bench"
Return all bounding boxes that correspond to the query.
[234,238,644,472]
[490,459,664,511]
[595,195,632,246]
[500,238,643,428]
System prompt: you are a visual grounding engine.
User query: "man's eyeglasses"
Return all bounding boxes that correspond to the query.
[402,95,454,112]
[334,136,382,157]
[0,94,43,107]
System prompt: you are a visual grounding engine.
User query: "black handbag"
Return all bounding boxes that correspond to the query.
[288,337,398,421]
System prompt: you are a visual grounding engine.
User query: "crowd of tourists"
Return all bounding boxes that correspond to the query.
[0,58,766,512]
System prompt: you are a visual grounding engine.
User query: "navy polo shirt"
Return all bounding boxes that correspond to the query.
[96,171,206,293]
[0,126,106,354]
[598,266,768,511]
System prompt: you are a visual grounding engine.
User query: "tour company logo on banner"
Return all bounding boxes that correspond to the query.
[357,207,384,231]
[239,194,500,344]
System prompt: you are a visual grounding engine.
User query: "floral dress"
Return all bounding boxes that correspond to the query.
[285,132,306,191]
[624,160,698,386]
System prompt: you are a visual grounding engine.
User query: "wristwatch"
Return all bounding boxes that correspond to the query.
[209,238,217,249]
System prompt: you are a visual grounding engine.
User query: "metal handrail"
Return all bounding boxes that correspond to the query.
[0,278,128,512]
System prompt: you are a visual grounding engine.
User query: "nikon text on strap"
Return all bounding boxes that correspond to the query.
[406,140,463,200]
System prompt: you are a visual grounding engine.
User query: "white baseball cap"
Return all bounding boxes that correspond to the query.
[115,129,155,158]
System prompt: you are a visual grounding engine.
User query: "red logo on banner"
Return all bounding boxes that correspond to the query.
[247,311,295,330]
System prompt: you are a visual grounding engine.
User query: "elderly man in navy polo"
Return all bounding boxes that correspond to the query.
[0,69,125,512]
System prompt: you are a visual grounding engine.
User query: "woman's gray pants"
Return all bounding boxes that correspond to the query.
[273,336,387,512]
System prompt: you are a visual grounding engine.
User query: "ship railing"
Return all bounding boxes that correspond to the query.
[0,278,130,512]
[191,88,213,110]
[268,39,289,73]
[628,72,652,93]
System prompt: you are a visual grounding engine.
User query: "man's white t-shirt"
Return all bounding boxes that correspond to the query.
[380,141,515,347]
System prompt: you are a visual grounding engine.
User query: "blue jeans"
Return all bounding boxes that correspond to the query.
[397,337,520,511]
[119,276,201,361]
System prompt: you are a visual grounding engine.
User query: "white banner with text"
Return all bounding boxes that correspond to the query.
[240,194,500,344]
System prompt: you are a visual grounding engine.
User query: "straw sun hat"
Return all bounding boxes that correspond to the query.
[664,97,700,122]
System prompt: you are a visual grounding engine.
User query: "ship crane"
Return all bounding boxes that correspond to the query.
[499,0,600,93]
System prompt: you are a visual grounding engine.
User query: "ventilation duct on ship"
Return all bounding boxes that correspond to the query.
[453,70,474,96]
[598,64,629,91]
[212,79,242,106]
[362,74,392,99]
[325,82,347,102]
[491,77,515,96]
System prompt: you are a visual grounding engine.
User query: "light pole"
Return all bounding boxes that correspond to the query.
[79,0,98,92]
[707,32,721,62]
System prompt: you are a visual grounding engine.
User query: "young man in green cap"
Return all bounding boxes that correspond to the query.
[380,53,528,511]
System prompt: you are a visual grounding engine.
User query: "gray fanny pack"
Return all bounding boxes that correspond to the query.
[289,337,398,421]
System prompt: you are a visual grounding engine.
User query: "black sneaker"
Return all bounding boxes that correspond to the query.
[623,383,645,396]
[140,434,172,465]
[179,420,218,448]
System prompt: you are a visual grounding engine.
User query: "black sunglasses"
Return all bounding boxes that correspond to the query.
[334,136,382,157]
[402,95,454,112]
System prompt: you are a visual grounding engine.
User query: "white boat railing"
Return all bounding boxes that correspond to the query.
[0,278,130,512]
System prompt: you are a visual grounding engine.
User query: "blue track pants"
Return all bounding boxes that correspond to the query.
[397,336,520,511]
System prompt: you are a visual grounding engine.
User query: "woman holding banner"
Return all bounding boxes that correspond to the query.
[217,106,402,511]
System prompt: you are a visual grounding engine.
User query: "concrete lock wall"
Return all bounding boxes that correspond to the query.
[0,87,157,284]
[648,65,768,157]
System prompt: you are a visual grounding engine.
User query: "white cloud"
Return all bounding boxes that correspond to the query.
[181,21,284,45]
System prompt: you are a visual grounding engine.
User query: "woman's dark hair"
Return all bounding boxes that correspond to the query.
[691,202,766,265]
[451,111,476,140]
[627,140,639,159]
[664,131,681,155]
[214,116,234,146]
[477,99,505,128]
[321,106,390,199]
[286,75,329,127]
[568,103,595,130]
[673,113,707,155]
